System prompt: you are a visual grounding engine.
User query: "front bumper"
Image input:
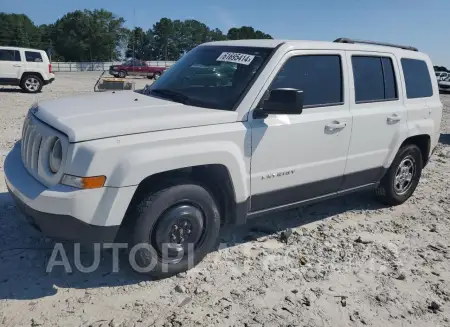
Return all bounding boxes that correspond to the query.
[4,143,136,243]
[8,189,119,243]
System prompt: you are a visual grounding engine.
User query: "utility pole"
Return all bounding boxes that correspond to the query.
[132,7,135,60]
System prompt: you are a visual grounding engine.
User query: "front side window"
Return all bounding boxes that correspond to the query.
[0,49,21,62]
[147,45,274,110]
[25,51,43,62]
[401,58,433,99]
[269,55,343,107]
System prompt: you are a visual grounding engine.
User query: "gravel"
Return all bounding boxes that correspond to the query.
[1,73,450,326]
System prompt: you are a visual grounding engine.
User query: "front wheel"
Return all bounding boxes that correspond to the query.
[376,144,423,205]
[118,70,126,78]
[128,182,220,279]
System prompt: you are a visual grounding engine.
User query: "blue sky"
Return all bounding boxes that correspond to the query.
[2,0,449,66]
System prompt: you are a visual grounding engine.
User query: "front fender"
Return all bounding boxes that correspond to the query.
[108,141,250,202]
[66,124,251,204]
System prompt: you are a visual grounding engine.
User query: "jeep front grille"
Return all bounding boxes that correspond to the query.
[21,116,43,174]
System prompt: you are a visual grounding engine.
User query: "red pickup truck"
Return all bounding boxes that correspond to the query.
[109,59,167,79]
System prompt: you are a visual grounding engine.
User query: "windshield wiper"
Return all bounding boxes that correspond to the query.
[150,89,190,104]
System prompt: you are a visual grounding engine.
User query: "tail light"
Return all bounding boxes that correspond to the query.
[48,64,52,73]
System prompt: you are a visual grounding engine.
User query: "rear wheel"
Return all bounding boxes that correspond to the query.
[21,75,43,93]
[376,144,423,205]
[118,70,126,78]
[128,181,220,279]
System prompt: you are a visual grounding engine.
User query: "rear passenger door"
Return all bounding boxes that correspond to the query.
[343,52,407,189]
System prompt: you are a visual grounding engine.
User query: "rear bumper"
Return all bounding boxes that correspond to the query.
[439,84,450,92]
[44,77,55,85]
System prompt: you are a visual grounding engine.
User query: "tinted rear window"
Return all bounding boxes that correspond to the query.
[352,56,385,102]
[401,58,433,99]
[25,51,43,62]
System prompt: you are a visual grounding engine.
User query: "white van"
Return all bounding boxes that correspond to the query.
[0,46,55,93]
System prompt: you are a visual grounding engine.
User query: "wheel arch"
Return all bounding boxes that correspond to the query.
[400,134,431,167]
[119,164,247,238]
[21,72,44,83]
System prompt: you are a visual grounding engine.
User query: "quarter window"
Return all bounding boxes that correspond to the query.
[352,56,398,103]
[270,55,343,107]
[0,49,21,62]
[401,58,433,99]
[25,51,43,62]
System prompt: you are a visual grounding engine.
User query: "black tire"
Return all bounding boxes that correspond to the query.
[20,74,43,93]
[128,181,220,279]
[153,72,161,80]
[376,144,423,205]
[118,70,127,78]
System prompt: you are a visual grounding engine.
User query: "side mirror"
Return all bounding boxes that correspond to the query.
[262,88,303,115]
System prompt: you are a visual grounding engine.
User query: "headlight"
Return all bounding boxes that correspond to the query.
[49,138,62,173]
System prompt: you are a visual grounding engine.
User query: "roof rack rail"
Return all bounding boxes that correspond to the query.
[333,37,418,52]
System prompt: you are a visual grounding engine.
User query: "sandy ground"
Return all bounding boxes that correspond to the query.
[1,73,450,327]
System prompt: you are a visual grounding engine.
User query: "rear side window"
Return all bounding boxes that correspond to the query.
[270,55,343,107]
[0,49,21,62]
[352,56,398,103]
[401,58,433,99]
[25,51,43,62]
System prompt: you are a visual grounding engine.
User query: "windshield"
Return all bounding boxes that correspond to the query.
[145,45,274,110]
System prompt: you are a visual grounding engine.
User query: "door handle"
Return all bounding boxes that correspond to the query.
[13,64,22,67]
[325,121,347,131]
[387,114,401,123]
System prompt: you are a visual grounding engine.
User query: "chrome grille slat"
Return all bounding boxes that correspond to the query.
[21,119,30,161]
[21,114,67,187]
[25,128,35,169]
[30,135,43,171]
[21,117,45,175]
[22,124,31,164]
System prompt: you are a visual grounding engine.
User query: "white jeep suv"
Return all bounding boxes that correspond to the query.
[4,38,443,278]
[0,46,55,93]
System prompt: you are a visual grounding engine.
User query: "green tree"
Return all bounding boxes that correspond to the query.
[1,10,273,62]
[152,18,176,60]
[0,13,42,48]
[227,26,273,40]
[51,9,127,61]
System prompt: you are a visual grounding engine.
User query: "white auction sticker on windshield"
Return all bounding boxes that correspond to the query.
[217,52,255,65]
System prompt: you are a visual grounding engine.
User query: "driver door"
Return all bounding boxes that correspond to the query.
[249,50,352,212]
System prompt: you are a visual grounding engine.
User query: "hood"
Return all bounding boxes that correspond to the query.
[32,91,238,142]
